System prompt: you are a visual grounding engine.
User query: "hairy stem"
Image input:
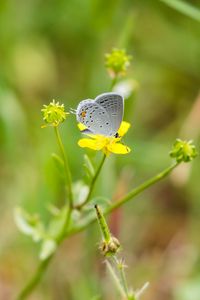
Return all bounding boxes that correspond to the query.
[54,126,73,208]
[112,256,135,300]
[106,260,126,299]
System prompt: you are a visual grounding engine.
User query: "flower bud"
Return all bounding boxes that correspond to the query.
[105,48,132,78]
[41,99,69,127]
[100,236,120,256]
[170,139,197,163]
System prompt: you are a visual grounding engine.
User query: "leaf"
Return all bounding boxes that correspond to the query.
[89,197,111,211]
[47,203,61,216]
[47,205,68,239]
[72,181,89,206]
[39,239,57,260]
[83,154,95,178]
[14,207,45,242]
[70,197,111,231]
[160,0,200,22]
[51,152,65,178]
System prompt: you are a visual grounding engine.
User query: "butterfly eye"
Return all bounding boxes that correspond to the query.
[81,111,86,118]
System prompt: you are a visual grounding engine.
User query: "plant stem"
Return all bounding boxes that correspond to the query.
[110,76,118,91]
[57,206,72,243]
[17,257,52,300]
[54,126,73,208]
[17,207,72,299]
[107,162,179,213]
[77,153,106,209]
[17,162,179,299]
[112,257,130,298]
[106,260,126,299]
[69,162,179,235]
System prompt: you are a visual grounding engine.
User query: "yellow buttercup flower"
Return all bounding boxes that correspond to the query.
[78,121,131,155]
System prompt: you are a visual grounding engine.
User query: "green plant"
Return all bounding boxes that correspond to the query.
[15,49,197,300]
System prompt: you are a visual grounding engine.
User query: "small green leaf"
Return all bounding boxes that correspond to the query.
[47,205,68,239]
[160,0,200,23]
[89,197,111,210]
[73,181,89,206]
[14,207,45,242]
[83,154,95,178]
[71,197,111,231]
[39,239,57,260]
[51,153,65,177]
[47,203,61,216]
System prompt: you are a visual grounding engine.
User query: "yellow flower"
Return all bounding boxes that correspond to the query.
[78,121,131,155]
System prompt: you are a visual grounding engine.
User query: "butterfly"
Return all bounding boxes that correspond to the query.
[74,92,124,137]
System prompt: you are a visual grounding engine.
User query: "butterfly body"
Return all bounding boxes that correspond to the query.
[76,92,124,137]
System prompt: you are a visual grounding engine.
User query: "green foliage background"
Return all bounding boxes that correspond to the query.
[0,0,200,299]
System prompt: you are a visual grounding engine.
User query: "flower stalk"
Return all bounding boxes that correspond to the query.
[17,257,52,300]
[54,126,73,208]
[95,205,135,299]
[68,161,181,236]
[76,154,106,209]
[17,159,186,299]
[107,162,179,213]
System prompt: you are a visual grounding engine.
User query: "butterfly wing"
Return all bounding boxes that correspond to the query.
[76,99,113,136]
[95,92,124,136]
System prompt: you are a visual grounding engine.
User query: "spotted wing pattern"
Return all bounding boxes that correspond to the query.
[76,99,113,136]
[95,93,124,135]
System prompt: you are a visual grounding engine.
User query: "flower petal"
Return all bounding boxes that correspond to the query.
[78,138,105,150]
[78,123,87,131]
[107,142,131,154]
[78,123,96,137]
[118,121,131,137]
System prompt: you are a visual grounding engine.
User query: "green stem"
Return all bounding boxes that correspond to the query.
[69,162,179,235]
[17,162,179,299]
[107,162,179,213]
[54,126,73,208]
[17,256,52,300]
[17,207,72,299]
[77,154,106,209]
[112,256,135,300]
[110,75,118,91]
[106,260,126,299]
[57,207,72,243]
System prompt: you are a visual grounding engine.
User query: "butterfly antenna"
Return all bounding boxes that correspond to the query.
[70,108,77,114]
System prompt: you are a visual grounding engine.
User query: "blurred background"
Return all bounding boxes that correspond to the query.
[0,0,200,299]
